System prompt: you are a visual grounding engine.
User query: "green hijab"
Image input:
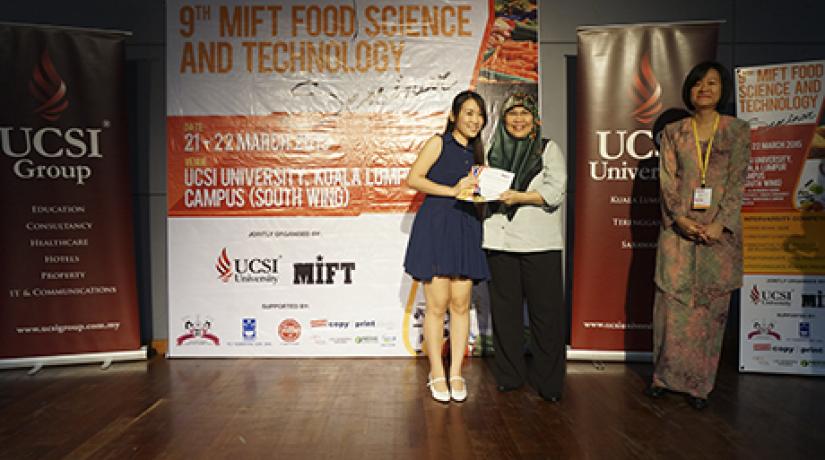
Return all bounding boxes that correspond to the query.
[488,93,543,219]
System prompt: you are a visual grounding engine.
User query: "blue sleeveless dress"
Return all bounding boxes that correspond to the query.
[403,133,490,282]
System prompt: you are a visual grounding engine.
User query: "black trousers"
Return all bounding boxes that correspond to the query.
[487,250,565,397]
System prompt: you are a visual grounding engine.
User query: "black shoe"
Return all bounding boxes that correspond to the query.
[644,385,667,398]
[540,392,562,403]
[686,396,708,410]
[496,384,522,393]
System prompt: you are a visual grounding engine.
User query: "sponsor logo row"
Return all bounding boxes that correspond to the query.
[176,316,396,348]
[751,343,823,354]
[748,285,825,308]
[747,320,824,358]
[748,355,825,369]
[746,320,821,343]
[216,248,355,286]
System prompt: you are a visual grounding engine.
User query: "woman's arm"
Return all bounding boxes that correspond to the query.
[714,119,751,233]
[660,124,703,238]
[702,119,751,243]
[406,135,475,197]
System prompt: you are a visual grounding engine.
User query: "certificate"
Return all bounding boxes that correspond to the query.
[457,166,514,202]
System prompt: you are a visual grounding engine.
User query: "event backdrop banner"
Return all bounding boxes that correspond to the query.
[571,22,718,352]
[0,24,140,359]
[736,60,825,375]
[166,0,524,356]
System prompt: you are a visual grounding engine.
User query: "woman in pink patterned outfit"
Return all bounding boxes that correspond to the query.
[645,61,751,410]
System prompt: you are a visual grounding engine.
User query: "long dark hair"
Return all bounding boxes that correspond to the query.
[443,90,487,165]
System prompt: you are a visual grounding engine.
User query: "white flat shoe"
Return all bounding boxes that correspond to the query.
[427,376,450,403]
[449,376,467,402]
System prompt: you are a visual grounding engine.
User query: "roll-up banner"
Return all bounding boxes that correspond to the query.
[0,24,141,361]
[570,22,719,356]
[166,0,530,357]
[736,60,825,375]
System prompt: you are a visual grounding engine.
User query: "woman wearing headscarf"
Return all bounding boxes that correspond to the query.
[484,93,567,401]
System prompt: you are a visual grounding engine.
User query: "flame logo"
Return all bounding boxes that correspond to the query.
[216,248,232,282]
[631,54,662,125]
[29,50,69,121]
[750,285,760,304]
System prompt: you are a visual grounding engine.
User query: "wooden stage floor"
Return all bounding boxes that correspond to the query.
[0,353,822,459]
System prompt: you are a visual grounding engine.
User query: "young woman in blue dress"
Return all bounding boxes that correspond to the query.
[404,90,491,402]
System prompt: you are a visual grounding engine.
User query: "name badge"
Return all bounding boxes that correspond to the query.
[693,187,712,210]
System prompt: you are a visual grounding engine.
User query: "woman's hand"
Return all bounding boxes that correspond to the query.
[498,190,522,206]
[498,190,546,206]
[674,216,703,240]
[698,222,724,245]
[452,173,478,198]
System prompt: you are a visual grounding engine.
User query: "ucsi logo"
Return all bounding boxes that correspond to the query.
[595,129,656,160]
[750,285,793,306]
[587,53,669,183]
[293,255,355,285]
[631,53,663,124]
[0,126,103,159]
[216,248,233,282]
[589,128,660,182]
[215,247,279,285]
[30,50,69,121]
[1,49,108,186]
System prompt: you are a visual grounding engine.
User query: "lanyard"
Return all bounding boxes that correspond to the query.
[691,114,720,187]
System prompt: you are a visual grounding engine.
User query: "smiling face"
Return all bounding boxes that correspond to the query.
[690,68,722,111]
[450,97,484,145]
[504,105,534,139]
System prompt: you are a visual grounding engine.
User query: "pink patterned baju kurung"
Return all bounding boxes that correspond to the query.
[652,115,751,398]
